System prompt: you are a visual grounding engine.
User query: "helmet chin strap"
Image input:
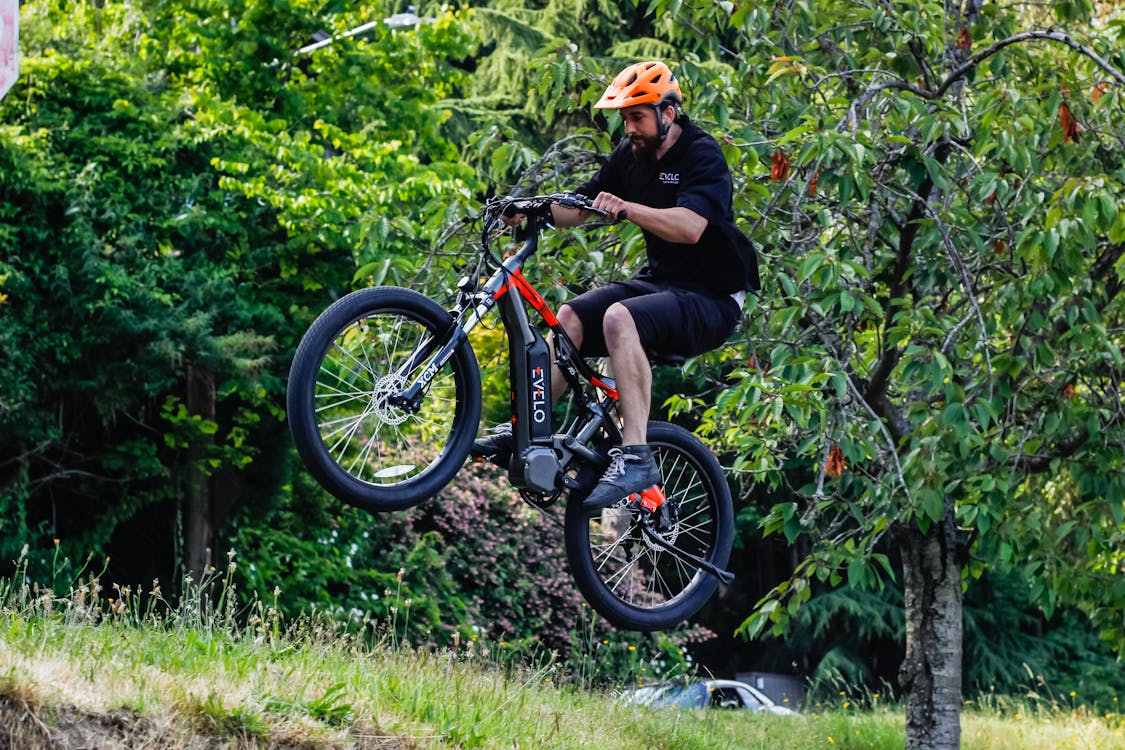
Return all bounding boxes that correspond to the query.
[655,104,672,142]
[654,100,679,142]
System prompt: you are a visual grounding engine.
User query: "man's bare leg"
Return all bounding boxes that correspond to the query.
[549,304,584,402]
[580,302,660,509]
[601,302,651,446]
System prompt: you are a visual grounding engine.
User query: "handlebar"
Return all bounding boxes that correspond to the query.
[485,192,627,228]
[478,192,628,268]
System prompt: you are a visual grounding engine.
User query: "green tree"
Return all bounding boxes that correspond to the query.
[0,0,479,585]
[517,0,1125,746]
[0,0,287,580]
[615,2,1125,748]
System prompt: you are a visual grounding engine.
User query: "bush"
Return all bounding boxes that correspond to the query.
[229,457,706,686]
[233,459,591,651]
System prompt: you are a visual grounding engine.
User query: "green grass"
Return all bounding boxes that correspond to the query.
[2,570,1123,749]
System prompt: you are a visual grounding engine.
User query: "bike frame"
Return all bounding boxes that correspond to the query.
[384,201,737,583]
[395,210,620,496]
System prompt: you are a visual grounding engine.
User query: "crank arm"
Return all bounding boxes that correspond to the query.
[640,526,735,585]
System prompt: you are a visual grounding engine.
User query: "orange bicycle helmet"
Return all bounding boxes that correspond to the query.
[594,61,682,110]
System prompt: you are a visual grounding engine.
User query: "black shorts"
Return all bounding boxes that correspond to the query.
[564,279,742,358]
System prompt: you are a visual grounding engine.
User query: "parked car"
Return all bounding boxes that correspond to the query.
[625,679,800,716]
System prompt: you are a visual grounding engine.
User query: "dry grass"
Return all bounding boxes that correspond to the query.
[963,709,1125,750]
[2,557,1123,749]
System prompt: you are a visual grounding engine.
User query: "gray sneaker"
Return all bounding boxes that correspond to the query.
[582,445,661,511]
[470,423,513,468]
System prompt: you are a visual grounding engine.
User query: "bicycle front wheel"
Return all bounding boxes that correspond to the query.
[564,421,733,631]
[287,287,481,512]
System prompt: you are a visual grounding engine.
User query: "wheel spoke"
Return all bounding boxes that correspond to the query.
[576,432,730,623]
[310,307,464,488]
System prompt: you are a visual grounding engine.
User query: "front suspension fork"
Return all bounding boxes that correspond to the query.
[391,324,468,412]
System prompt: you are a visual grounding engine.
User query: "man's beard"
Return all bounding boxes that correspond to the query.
[629,134,662,162]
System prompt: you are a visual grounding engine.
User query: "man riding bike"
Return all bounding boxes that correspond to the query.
[472,60,760,510]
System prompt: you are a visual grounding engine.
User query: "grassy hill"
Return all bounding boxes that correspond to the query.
[2,572,1123,749]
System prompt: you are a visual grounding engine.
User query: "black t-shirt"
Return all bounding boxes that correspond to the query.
[577,118,761,295]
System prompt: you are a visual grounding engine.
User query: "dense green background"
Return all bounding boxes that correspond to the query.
[2,0,1123,716]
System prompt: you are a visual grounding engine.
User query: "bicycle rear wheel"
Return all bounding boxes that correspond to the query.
[287,287,481,512]
[564,421,733,631]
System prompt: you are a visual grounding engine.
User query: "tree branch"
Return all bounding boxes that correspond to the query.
[842,29,1125,131]
[899,184,994,394]
[1091,243,1125,303]
[935,29,1125,97]
[1017,427,1091,474]
[865,140,953,408]
[848,375,913,493]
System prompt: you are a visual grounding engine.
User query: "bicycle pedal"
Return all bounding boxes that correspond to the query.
[630,485,666,513]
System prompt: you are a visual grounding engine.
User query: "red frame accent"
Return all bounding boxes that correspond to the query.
[591,377,618,400]
[637,485,666,513]
[493,265,618,402]
[493,270,560,327]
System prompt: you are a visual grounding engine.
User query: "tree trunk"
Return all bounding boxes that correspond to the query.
[898,501,962,750]
[183,364,215,583]
[891,5,976,747]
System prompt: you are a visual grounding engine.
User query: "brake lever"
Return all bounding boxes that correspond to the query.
[507,199,543,216]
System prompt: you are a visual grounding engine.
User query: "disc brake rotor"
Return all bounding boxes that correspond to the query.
[641,502,680,549]
[372,374,410,425]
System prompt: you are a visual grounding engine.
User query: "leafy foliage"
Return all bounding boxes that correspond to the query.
[0,0,479,584]
[0,1,288,573]
[530,0,1125,657]
[514,0,1125,737]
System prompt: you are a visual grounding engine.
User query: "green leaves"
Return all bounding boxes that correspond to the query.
[0,0,489,579]
[629,0,1125,654]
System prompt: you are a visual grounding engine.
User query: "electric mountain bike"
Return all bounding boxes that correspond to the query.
[286,193,735,631]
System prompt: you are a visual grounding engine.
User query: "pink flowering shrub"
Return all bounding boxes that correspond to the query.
[417,464,591,649]
[232,461,612,656]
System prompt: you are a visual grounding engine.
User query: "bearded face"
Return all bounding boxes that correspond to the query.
[629,132,663,162]
[622,105,670,162]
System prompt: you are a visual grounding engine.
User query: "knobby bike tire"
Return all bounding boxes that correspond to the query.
[564,421,734,631]
[287,287,481,512]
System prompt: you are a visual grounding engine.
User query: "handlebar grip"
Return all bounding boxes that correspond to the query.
[617,209,628,222]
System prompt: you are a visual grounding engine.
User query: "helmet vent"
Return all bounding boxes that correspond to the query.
[594,61,683,111]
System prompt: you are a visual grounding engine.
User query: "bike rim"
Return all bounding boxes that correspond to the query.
[585,442,717,609]
[313,308,459,487]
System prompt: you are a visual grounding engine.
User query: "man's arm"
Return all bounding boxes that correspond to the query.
[590,192,707,245]
[549,204,595,228]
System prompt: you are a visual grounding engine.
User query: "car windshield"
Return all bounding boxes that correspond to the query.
[625,686,663,704]
[644,683,708,708]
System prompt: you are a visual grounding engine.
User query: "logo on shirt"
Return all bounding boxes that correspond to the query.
[658,172,680,185]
